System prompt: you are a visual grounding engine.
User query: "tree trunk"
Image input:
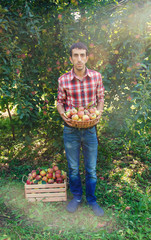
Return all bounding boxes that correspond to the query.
[6,104,15,140]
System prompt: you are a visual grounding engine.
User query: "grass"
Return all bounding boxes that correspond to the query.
[0,180,115,240]
[0,116,151,239]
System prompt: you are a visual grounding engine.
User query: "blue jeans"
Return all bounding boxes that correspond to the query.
[63,125,98,204]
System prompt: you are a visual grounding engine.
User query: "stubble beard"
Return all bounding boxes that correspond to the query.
[75,63,85,72]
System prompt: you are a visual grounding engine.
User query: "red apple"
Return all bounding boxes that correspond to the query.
[36,175,42,180]
[53,165,59,171]
[58,14,62,20]
[47,172,53,179]
[89,107,96,114]
[16,69,20,74]
[48,178,54,184]
[78,111,84,118]
[65,110,71,118]
[55,172,61,178]
[56,177,63,183]
[47,67,52,72]
[70,108,77,115]
[83,115,90,121]
[26,179,31,185]
[31,171,37,179]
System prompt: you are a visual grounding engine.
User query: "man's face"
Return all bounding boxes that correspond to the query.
[70,48,88,72]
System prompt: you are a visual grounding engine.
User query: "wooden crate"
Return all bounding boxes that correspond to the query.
[25,181,67,202]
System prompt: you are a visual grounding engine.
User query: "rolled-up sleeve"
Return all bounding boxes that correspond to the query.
[97,73,105,103]
[57,78,66,106]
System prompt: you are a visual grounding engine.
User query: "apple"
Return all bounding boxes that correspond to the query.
[31,171,37,179]
[89,107,96,114]
[78,106,84,111]
[28,173,32,179]
[84,109,90,115]
[95,110,100,116]
[90,113,97,120]
[65,110,71,118]
[89,43,94,48]
[56,177,63,183]
[47,172,53,179]
[40,170,46,176]
[72,114,79,120]
[55,172,61,178]
[45,99,49,104]
[26,179,31,185]
[83,115,90,121]
[48,178,54,184]
[89,53,94,61]
[42,176,48,182]
[16,69,20,74]
[58,14,62,20]
[36,175,42,180]
[61,170,67,179]
[52,172,56,179]
[47,168,53,173]
[78,111,84,118]
[70,108,77,115]
[53,165,59,171]
[47,67,52,72]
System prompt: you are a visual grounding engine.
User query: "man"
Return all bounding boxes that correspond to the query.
[57,42,105,216]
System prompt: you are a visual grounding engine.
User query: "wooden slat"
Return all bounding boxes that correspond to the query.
[28,197,66,202]
[26,188,66,193]
[25,182,67,202]
[26,192,66,198]
[25,183,66,189]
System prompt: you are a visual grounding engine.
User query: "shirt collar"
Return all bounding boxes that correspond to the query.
[71,67,92,80]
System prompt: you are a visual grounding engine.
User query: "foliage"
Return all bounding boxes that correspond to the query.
[0,1,151,238]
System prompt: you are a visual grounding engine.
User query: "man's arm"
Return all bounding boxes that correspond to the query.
[97,101,104,113]
[57,104,72,126]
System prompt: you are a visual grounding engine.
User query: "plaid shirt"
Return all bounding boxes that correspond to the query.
[57,68,105,111]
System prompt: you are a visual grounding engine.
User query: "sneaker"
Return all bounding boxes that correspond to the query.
[88,202,104,216]
[66,198,81,213]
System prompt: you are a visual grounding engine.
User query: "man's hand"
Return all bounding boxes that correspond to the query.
[95,110,103,124]
[60,113,73,127]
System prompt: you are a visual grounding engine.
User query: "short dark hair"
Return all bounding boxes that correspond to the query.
[69,42,88,57]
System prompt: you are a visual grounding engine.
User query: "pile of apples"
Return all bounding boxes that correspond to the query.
[65,106,100,121]
[26,164,66,185]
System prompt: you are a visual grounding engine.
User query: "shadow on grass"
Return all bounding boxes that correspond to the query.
[0,180,116,240]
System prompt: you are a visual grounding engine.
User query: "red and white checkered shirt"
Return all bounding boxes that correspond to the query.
[57,68,105,111]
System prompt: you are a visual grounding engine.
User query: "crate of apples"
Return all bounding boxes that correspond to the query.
[65,106,101,128]
[24,164,67,202]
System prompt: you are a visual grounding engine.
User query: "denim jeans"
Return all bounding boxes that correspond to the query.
[63,125,98,204]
